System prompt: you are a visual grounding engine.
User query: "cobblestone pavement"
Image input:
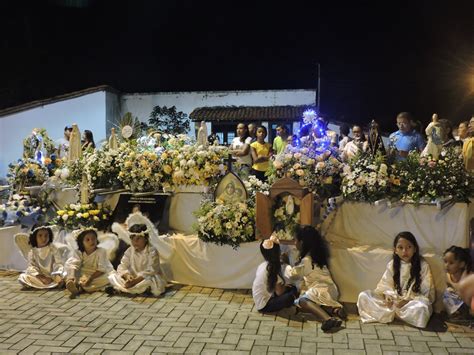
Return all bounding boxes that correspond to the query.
[1,271,474,354]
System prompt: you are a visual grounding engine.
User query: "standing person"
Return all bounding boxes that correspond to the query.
[462,116,474,171]
[341,125,368,162]
[82,130,96,151]
[57,125,73,158]
[388,112,425,160]
[338,123,351,152]
[248,122,258,143]
[229,123,253,179]
[357,231,435,328]
[457,121,469,142]
[272,124,289,155]
[283,225,346,332]
[253,235,298,313]
[250,126,272,182]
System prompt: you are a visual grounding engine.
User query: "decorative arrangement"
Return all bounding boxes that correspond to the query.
[53,203,111,230]
[0,194,45,227]
[7,159,49,192]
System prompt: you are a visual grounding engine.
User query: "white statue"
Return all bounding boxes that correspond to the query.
[197,121,208,147]
[422,113,444,160]
[68,123,82,161]
[109,127,118,150]
[80,173,89,204]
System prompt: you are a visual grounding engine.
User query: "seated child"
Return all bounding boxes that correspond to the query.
[65,228,113,298]
[252,234,298,313]
[443,246,472,319]
[18,225,66,289]
[284,225,346,332]
[107,224,166,296]
[357,231,435,328]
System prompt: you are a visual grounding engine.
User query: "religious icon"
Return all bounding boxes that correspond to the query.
[214,171,247,204]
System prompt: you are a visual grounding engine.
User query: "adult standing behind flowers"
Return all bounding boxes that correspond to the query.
[82,130,96,151]
[229,123,253,178]
[388,112,425,161]
[250,126,273,182]
[272,124,288,155]
[341,125,368,162]
[56,125,73,158]
[462,116,474,171]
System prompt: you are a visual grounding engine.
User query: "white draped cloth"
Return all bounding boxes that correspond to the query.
[18,245,66,289]
[65,247,113,292]
[284,256,342,308]
[357,259,434,328]
[108,245,166,296]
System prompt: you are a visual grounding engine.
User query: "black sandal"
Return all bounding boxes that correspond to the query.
[333,307,348,320]
[321,317,342,332]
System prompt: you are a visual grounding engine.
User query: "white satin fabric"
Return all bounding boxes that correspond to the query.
[285,256,342,308]
[108,245,166,296]
[357,259,434,328]
[65,247,113,292]
[18,244,66,289]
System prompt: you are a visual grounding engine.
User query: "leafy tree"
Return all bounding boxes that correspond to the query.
[148,105,190,135]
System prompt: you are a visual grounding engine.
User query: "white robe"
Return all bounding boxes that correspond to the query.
[108,245,166,296]
[285,256,342,308]
[357,259,434,328]
[18,245,66,289]
[65,247,113,292]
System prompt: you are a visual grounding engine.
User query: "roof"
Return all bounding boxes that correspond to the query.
[189,105,314,122]
[0,85,120,118]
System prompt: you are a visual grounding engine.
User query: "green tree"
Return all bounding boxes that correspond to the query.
[148,105,190,135]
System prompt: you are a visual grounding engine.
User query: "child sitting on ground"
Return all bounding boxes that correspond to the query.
[283,225,346,332]
[443,245,472,320]
[357,231,435,328]
[252,234,298,312]
[18,225,66,289]
[107,223,166,296]
[65,228,113,298]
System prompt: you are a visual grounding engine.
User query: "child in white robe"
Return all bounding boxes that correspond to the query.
[283,225,346,332]
[65,228,113,298]
[442,246,472,319]
[18,226,66,289]
[357,231,435,328]
[107,223,166,296]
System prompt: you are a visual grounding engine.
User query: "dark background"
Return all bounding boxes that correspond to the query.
[1,0,473,132]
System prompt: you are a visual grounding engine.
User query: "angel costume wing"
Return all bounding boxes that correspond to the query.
[125,212,159,241]
[111,222,131,245]
[14,233,31,261]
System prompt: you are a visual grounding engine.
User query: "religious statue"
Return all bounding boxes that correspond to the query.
[80,173,89,204]
[422,113,445,160]
[462,117,474,171]
[68,124,82,162]
[367,120,386,156]
[23,128,43,162]
[109,127,118,150]
[197,121,208,147]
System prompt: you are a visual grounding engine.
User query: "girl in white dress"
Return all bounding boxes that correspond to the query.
[65,228,113,298]
[107,224,166,296]
[442,246,472,319]
[284,225,346,332]
[18,226,66,289]
[252,235,298,313]
[357,231,435,328]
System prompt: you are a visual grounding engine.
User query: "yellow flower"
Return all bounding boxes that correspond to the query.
[323,176,333,184]
[57,210,66,216]
[161,152,168,160]
[82,212,90,218]
[102,214,108,219]
[163,165,172,174]
[140,160,148,168]
[89,210,100,216]
[68,211,75,216]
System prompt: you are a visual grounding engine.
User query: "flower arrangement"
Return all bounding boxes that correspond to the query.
[193,175,268,249]
[162,144,228,189]
[268,146,341,198]
[7,159,49,191]
[22,128,56,160]
[83,143,123,190]
[118,149,164,192]
[43,154,63,177]
[53,203,111,230]
[341,152,390,202]
[394,148,474,203]
[0,194,45,227]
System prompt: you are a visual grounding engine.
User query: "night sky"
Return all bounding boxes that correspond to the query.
[1,0,473,132]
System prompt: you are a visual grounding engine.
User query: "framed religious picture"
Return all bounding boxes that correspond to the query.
[214,172,247,203]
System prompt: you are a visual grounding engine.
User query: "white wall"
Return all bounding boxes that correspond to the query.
[0,91,107,178]
[121,89,317,138]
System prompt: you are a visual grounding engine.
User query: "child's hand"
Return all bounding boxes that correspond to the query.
[122,274,133,282]
[280,253,290,265]
[124,278,136,288]
[384,295,394,308]
[79,275,90,287]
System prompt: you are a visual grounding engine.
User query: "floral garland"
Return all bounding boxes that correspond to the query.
[84,142,124,190]
[53,203,111,230]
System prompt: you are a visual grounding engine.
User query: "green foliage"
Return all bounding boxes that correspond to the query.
[148,106,190,135]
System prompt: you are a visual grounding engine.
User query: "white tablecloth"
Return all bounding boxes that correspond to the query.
[156,233,263,289]
[0,225,27,271]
